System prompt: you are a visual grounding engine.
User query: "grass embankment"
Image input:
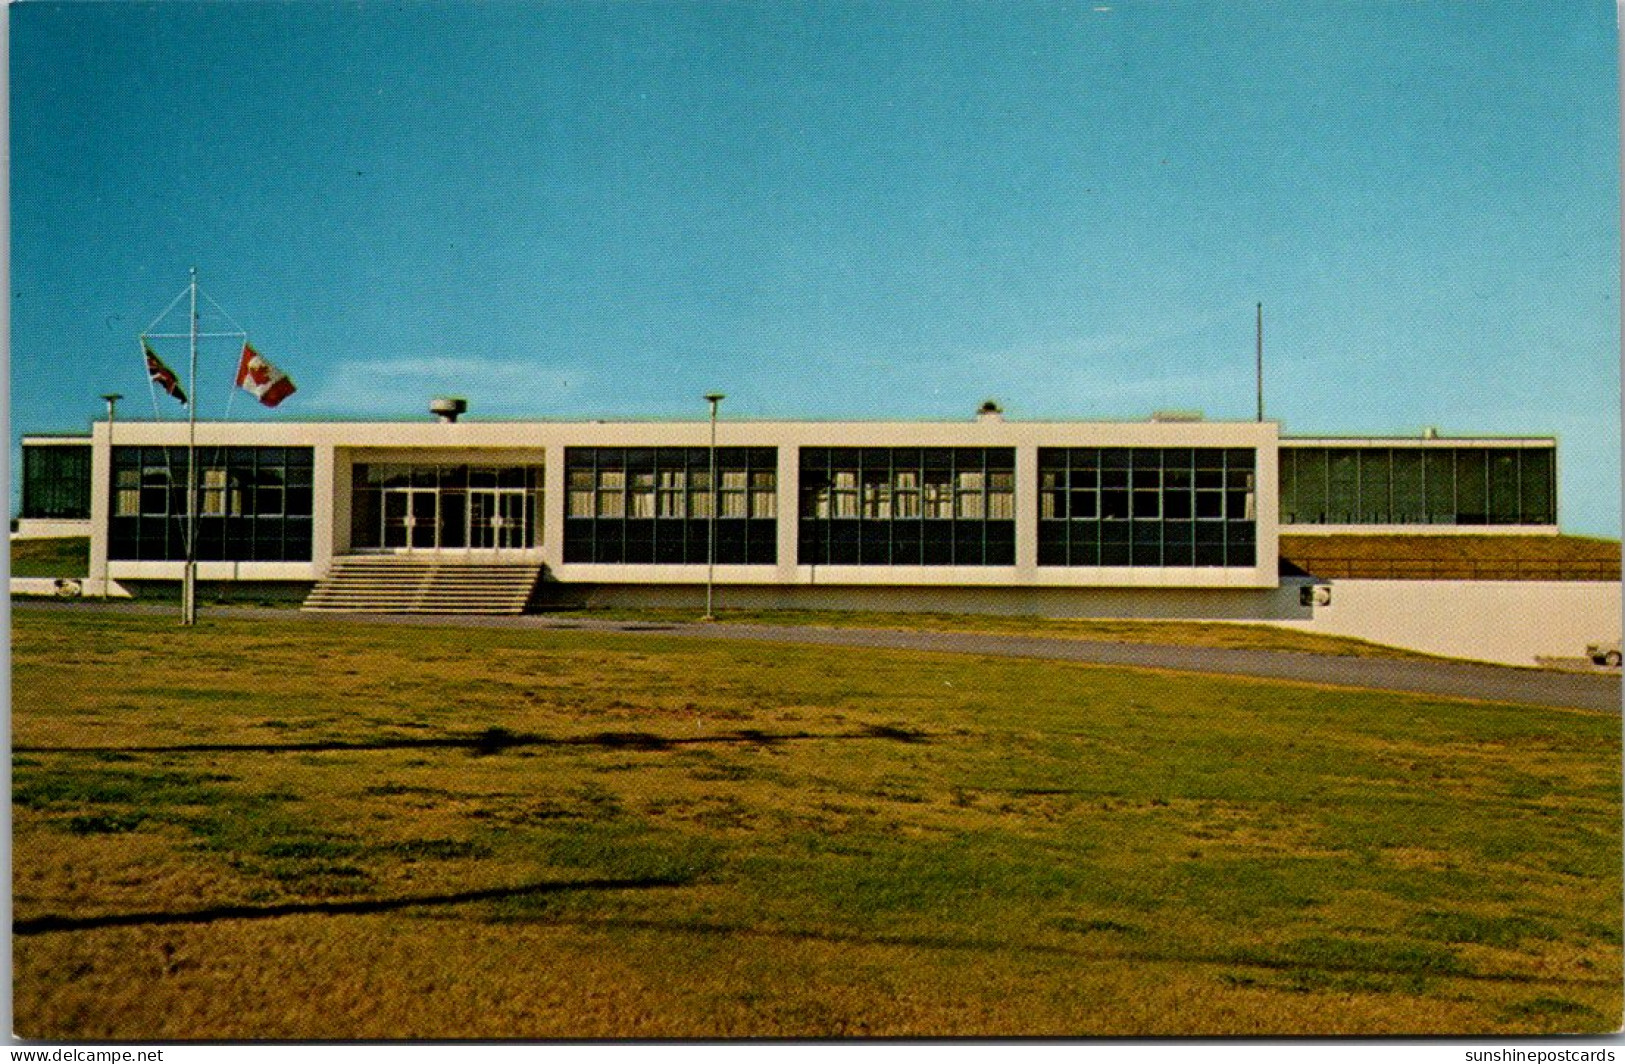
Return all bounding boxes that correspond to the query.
[1280,534,1622,581]
[568,608,1432,660]
[12,611,1621,1038]
[11,536,89,577]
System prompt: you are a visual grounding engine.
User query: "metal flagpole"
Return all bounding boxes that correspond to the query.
[182,267,199,626]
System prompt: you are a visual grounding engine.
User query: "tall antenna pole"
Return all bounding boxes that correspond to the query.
[1255,302,1264,423]
[182,267,199,626]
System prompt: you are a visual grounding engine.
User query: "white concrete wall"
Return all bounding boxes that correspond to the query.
[88,423,112,591]
[11,520,92,540]
[564,576,1620,669]
[107,561,318,581]
[1275,579,1622,667]
[560,582,1310,620]
[10,577,131,598]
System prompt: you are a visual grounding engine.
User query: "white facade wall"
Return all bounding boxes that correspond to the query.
[570,582,1307,619]
[87,416,1281,591]
[573,577,1620,668]
[12,519,92,540]
[1276,579,1622,667]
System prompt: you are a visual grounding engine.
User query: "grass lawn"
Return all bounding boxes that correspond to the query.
[10,536,89,578]
[12,610,1621,1038]
[564,607,1436,659]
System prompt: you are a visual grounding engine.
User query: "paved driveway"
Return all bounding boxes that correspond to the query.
[17,600,1620,713]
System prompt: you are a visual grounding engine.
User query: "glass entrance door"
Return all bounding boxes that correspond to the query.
[382,488,440,550]
[468,489,529,550]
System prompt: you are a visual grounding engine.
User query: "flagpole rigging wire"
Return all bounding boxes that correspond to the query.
[142,284,192,336]
[134,271,282,622]
[200,288,250,336]
[201,287,251,421]
[141,285,191,334]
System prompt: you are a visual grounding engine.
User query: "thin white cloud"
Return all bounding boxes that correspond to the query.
[924,310,1248,415]
[969,311,1228,374]
[303,357,594,417]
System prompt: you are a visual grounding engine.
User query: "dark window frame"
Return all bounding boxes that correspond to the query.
[1279,445,1557,527]
[562,447,777,565]
[21,443,92,520]
[110,446,317,562]
[1039,447,1257,568]
[798,447,1015,566]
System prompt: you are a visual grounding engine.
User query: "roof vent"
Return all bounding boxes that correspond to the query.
[976,399,1004,422]
[430,397,468,423]
[1151,409,1204,422]
[1422,426,1439,439]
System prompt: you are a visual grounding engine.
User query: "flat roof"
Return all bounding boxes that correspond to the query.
[1282,435,1555,446]
[23,423,1559,446]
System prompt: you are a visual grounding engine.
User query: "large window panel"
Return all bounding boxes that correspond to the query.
[1039,447,1256,568]
[22,444,92,520]
[1520,449,1555,524]
[1357,450,1391,523]
[1454,449,1487,525]
[1326,450,1359,524]
[1295,450,1328,524]
[1388,451,1425,524]
[111,446,317,562]
[1279,444,1557,526]
[799,447,1015,566]
[1488,449,1521,525]
[1277,449,1298,523]
[1423,450,1455,525]
[564,447,776,565]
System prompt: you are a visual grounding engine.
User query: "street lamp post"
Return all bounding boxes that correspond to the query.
[100,394,123,600]
[702,392,725,620]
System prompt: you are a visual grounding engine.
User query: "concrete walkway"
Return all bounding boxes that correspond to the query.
[15,599,1621,713]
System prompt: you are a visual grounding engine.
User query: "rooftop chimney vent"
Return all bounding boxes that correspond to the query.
[430,397,468,423]
[976,399,1004,422]
[1422,426,1439,439]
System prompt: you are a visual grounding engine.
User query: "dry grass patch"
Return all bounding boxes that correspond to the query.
[10,536,89,578]
[12,610,1621,1038]
[567,606,1439,659]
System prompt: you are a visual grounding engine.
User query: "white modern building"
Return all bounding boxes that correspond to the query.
[17,405,1615,665]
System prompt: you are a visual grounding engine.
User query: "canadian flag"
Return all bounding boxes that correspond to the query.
[235,342,297,408]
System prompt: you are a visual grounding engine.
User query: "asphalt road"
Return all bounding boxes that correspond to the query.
[16,599,1621,713]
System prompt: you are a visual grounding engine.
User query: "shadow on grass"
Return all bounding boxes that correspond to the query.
[542,916,1617,990]
[14,876,685,936]
[16,723,930,758]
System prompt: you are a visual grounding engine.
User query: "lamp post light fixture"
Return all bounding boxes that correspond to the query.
[702,392,725,621]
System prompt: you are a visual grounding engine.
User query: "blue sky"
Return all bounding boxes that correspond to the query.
[10,1,1621,534]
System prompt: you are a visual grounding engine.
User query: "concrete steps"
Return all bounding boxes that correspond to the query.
[302,556,543,615]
